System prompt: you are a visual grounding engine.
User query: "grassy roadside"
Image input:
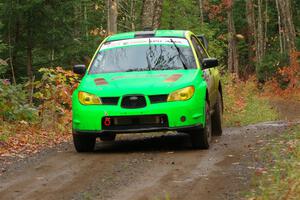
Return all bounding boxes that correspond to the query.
[246,125,300,200]
[222,75,279,127]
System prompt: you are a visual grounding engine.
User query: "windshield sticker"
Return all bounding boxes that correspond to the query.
[100,38,190,51]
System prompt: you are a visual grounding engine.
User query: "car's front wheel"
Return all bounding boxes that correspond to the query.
[73,134,96,152]
[212,91,223,136]
[189,100,212,149]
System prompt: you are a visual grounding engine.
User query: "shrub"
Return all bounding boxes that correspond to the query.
[256,52,289,83]
[33,67,79,130]
[0,81,37,122]
[263,52,300,100]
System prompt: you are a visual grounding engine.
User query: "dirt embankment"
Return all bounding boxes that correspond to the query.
[270,99,300,120]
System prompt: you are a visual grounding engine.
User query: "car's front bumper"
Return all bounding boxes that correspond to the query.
[73,124,203,137]
[72,92,206,132]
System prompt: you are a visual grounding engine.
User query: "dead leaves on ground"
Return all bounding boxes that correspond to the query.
[0,122,71,159]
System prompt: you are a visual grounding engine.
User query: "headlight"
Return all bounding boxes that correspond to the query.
[167,86,195,101]
[78,91,102,105]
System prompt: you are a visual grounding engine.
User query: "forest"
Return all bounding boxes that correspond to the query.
[0,0,299,83]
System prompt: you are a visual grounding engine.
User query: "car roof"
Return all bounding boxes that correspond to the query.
[106,30,189,42]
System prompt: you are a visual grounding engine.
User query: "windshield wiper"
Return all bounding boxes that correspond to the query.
[125,68,148,72]
[170,39,188,70]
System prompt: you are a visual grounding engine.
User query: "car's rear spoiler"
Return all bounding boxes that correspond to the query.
[197,35,209,51]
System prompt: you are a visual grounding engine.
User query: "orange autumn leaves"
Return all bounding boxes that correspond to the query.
[0,123,71,158]
[263,52,300,100]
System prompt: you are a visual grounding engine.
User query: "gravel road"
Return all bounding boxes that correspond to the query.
[0,121,293,200]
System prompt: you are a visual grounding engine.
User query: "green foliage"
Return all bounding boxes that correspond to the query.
[237,39,251,76]
[0,0,106,81]
[0,20,7,77]
[0,58,8,78]
[256,52,289,83]
[0,82,37,121]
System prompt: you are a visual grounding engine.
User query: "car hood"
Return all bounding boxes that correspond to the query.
[78,69,202,96]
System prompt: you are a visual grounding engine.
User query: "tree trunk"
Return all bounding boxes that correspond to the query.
[275,0,284,54]
[246,0,257,72]
[26,13,33,82]
[227,6,239,75]
[152,0,163,29]
[263,0,268,54]
[141,0,155,29]
[84,1,89,39]
[107,0,118,34]
[141,0,163,30]
[130,0,136,31]
[198,0,204,25]
[168,0,176,29]
[26,42,33,81]
[276,0,296,54]
[8,0,16,85]
[257,0,264,64]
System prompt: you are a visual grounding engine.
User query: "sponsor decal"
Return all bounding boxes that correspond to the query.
[100,38,190,51]
[129,96,138,101]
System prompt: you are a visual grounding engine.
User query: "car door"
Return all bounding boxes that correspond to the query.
[190,36,217,105]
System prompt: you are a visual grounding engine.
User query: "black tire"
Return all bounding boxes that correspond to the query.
[189,100,212,149]
[73,134,96,152]
[212,91,223,136]
[99,133,116,142]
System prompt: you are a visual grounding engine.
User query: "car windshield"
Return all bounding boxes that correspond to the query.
[89,37,197,74]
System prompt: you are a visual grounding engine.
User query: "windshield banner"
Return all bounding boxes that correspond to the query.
[100,38,190,51]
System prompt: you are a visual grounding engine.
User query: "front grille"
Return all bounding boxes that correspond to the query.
[101,97,119,105]
[121,95,146,109]
[149,95,168,104]
[102,115,168,130]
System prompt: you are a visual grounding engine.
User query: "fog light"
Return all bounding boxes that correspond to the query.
[180,116,186,122]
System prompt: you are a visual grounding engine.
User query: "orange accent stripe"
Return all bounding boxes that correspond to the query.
[164,74,182,82]
[94,78,108,85]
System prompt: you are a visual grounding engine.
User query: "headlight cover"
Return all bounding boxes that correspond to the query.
[167,86,195,102]
[78,91,102,105]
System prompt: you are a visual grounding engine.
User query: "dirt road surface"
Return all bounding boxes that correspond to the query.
[1,120,297,200]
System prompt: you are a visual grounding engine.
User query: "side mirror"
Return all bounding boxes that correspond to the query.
[73,64,87,75]
[202,58,218,69]
[197,35,209,51]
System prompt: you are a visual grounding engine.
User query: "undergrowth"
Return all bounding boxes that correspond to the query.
[246,125,300,200]
[222,74,278,127]
[0,67,77,157]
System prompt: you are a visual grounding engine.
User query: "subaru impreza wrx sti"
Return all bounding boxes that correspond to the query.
[72,30,223,152]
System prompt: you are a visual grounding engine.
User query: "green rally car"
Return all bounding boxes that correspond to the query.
[72,30,223,152]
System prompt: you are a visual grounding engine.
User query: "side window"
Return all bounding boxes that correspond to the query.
[191,36,208,63]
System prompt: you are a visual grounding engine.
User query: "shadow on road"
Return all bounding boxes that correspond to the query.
[93,133,194,153]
